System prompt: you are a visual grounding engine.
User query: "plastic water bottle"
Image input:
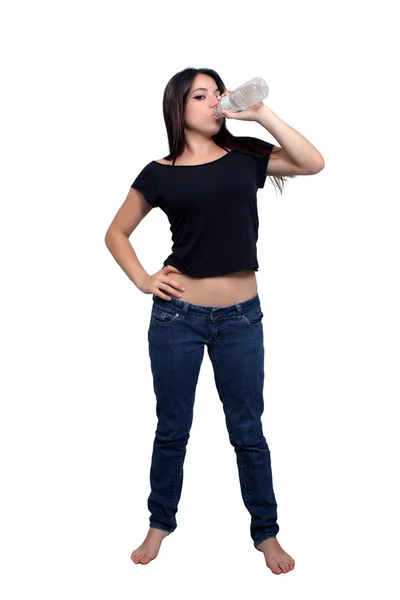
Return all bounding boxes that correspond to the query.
[214,77,269,118]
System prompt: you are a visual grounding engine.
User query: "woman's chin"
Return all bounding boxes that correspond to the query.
[211,120,222,129]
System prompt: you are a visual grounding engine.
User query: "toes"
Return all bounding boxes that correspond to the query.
[131,550,142,564]
[271,561,284,574]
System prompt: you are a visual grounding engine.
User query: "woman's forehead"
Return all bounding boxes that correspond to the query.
[190,76,219,92]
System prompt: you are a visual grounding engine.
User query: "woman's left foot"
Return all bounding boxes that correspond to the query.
[255,537,295,574]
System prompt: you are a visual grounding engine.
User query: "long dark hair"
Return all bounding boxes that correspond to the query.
[161,67,296,195]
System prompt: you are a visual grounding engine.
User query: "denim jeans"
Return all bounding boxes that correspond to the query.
[147,292,279,548]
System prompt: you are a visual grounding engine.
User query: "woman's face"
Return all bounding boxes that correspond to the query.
[184,75,224,133]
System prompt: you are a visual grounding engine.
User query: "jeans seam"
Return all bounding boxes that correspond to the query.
[210,349,251,501]
[237,451,251,502]
[171,448,186,512]
[170,398,195,513]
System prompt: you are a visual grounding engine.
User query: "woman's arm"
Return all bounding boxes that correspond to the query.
[256,105,324,175]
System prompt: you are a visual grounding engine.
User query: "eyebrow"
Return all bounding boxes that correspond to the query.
[191,87,220,94]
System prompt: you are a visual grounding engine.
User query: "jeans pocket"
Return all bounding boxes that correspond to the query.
[151,306,180,326]
[242,307,263,327]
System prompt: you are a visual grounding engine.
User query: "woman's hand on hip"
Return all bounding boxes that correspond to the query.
[137,266,186,301]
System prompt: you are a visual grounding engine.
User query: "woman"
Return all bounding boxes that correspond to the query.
[105,67,324,573]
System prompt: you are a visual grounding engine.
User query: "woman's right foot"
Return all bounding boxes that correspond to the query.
[130,527,171,565]
[255,537,295,574]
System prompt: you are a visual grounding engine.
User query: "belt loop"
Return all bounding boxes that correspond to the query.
[235,302,242,318]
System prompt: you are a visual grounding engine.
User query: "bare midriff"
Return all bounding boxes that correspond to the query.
[167,269,258,307]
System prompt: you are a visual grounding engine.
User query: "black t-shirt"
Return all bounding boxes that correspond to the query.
[131,136,274,278]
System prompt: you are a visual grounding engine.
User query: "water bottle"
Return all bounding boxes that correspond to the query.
[214,77,269,118]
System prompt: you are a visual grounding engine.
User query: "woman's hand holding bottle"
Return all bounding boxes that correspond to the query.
[218,89,265,122]
[215,78,269,122]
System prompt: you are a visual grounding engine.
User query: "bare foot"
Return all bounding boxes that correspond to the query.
[255,537,295,574]
[130,527,171,565]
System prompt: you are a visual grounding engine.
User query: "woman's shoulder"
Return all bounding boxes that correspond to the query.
[154,158,172,165]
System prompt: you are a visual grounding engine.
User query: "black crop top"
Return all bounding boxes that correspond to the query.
[131,136,275,278]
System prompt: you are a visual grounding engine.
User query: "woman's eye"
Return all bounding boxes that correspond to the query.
[194,95,220,100]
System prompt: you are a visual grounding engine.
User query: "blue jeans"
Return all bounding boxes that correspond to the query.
[147,292,279,548]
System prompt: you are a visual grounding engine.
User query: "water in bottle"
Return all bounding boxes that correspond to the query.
[214,77,269,118]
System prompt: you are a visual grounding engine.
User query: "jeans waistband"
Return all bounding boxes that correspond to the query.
[152,292,260,318]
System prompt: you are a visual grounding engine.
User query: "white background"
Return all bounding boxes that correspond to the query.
[1,0,399,597]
